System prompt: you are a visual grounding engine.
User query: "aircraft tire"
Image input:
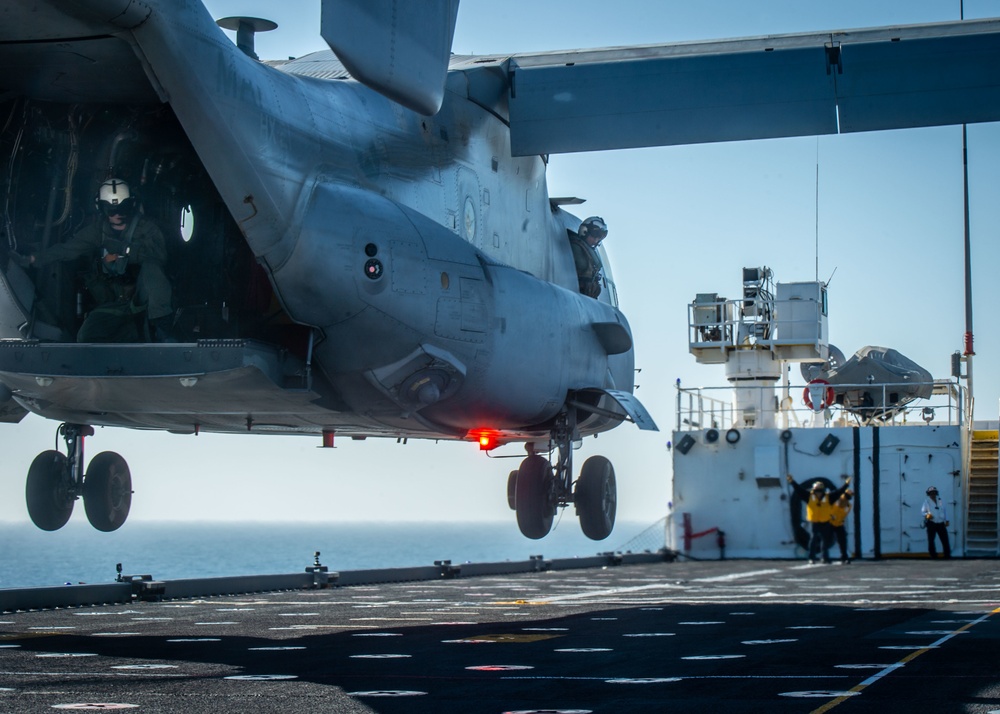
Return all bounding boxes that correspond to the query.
[507,470,518,510]
[26,450,73,531]
[83,451,132,532]
[576,455,616,541]
[515,455,555,539]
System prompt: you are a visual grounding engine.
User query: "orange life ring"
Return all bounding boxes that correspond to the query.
[803,379,835,410]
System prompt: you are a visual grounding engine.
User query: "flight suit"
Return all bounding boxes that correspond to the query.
[569,231,603,298]
[829,498,852,563]
[788,478,851,563]
[35,215,172,342]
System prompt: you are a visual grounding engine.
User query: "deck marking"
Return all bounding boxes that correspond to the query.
[51,705,139,710]
[166,638,220,642]
[348,690,427,697]
[682,654,745,660]
[782,691,860,698]
[518,569,783,604]
[809,606,1000,714]
[834,664,902,670]
[350,654,412,659]
[554,648,612,653]
[225,674,298,681]
[110,664,178,670]
[678,621,724,625]
[605,677,682,684]
[904,630,966,635]
[742,639,797,645]
[466,665,534,671]
[446,634,560,644]
[502,675,846,681]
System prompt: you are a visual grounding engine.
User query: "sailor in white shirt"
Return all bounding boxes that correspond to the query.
[921,486,951,558]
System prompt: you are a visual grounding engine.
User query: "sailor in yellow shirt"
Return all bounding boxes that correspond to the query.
[830,490,853,564]
[786,475,852,564]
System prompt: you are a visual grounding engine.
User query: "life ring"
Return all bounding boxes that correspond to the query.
[802,379,835,410]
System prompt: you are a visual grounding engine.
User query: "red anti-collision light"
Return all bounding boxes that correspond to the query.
[468,429,500,451]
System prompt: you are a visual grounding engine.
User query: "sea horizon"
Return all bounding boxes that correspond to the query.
[0,518,667,589]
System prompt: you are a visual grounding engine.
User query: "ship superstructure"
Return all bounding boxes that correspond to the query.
[671,267,998,559]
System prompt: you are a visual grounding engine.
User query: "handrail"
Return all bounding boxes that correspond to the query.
[675,378,967,432]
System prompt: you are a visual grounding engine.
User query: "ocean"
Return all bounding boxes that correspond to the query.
[0,519,666,589]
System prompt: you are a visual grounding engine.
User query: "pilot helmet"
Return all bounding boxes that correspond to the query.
[579,216,608,243]
[96,178,135,218]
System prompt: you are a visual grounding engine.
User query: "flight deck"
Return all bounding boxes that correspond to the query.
[2,557,999,713]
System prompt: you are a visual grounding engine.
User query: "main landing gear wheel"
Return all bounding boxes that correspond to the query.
[507,470,518,510]
[515,455,555,539]
[575,455,617,541]
[25,450,73,531]
[83,451,132,532]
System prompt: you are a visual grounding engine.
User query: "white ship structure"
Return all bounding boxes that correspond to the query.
[670,267,998,559]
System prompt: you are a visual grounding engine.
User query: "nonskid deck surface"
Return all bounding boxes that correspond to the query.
[1,559,999,713]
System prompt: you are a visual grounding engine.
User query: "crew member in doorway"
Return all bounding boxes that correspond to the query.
[569,216,608,298]
[786,475,852,564]
[18,178,174,342]
[921,486,951,558]
[830,489,852,564]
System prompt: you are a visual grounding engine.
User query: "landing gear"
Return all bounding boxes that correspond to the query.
[511,407,617,541]
[514,454,556,539]
[24,424,133,532]
[26,451,73,531]
[575,455,616,541]
[83,452,132,532]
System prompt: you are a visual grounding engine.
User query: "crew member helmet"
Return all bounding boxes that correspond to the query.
[926,486,938,495]
[96,178,135,218]
[810,481,826,492]
[579,216,608,242]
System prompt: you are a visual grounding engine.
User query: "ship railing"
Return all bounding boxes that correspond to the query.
[675,378,967,432]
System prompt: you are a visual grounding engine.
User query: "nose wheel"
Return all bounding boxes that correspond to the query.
[510,407,617,541]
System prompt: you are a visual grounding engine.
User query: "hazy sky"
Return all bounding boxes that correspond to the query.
[2,0,998,531]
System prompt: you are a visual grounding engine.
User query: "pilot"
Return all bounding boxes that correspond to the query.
[20,178,174,342]
[921,486,951,558]
[786,474,851,564]
[569,216,608,298]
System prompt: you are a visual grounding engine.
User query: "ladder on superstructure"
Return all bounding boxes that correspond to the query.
[966,430,999,556]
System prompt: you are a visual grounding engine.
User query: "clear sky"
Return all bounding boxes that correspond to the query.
[2,0,998,528]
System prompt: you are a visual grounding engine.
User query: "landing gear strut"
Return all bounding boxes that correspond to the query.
[25,424,132,532]
[510,407,617,541]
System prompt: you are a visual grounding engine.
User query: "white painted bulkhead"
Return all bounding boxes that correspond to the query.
[671,424,962,559]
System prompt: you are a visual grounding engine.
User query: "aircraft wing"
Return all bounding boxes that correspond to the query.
[504,18,1000,156]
